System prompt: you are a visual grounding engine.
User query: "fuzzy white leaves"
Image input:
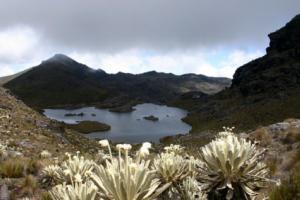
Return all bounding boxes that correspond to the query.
[90,149,160,200]
[50,181,98,200]
[198,133,269,199]
[153,152,189,183]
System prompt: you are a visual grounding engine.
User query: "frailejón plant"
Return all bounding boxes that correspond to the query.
[198,132,269,199]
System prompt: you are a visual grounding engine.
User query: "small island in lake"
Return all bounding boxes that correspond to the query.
[143,115,159,121]
[109,104,136,113]
[65,112,85,117]
[65,121,111,134]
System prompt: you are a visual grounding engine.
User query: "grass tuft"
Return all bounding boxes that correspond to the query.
[20,175,38,197]
[0,158,26,178]
[269,167,300,200]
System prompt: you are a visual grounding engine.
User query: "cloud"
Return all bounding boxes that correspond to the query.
[0,0,299,53]
[0,26,42,76]
[0,0,298,77]
[216,50,264,78]
[0,26,39,62]
[0,65,14,77]
[69,48,264,78]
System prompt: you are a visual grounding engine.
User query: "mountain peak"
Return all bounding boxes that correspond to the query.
[267,14,300,53]
[43,54,77,65]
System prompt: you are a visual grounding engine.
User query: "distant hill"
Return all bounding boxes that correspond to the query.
[176,14,300,132]
[3,54,109,108]
[2,54,230,108]
[0,68,32,86]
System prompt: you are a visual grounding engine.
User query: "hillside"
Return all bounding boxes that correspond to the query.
[175,14,300,132]
[0,86,104,154]
[0,68,33,86]
[2,54,230,109]
[3,55,109,108]
[1,84,300,199]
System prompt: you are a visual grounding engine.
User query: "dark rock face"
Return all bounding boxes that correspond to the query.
[267,14,300,54]
[177,14,300,132]
[232,15,300,97]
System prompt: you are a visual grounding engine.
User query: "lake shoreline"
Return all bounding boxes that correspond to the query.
[43,103,191,143]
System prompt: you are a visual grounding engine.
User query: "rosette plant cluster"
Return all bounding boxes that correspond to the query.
[0,140,8,159]
[42,130,275,200]
[198,132,270,199]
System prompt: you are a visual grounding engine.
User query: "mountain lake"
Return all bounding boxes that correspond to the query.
[43,103,191,143]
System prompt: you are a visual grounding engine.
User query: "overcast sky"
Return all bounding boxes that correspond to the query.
[0,0,299,78]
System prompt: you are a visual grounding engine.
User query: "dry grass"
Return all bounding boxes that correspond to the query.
[251,127,272,146]
[282,127,300,144]
[269,166,300,200]
[40,191,52,200]
[26,158,43,175]
[291,149,300,168]
[20,175,38,197]
[0,158,26,178]
[266,157,279,176]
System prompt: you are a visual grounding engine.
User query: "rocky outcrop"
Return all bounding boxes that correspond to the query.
[177,14,300,132]
[267,14,300,54]
[232,15,300,97]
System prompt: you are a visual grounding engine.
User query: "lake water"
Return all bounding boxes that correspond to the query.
[43,103,191,143]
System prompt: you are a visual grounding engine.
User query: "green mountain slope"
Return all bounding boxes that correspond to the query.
[3,54,230,108]
[4,54,109,107]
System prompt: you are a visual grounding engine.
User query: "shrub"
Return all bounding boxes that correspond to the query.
[41,191,53,200]
[251,127,272,146]
[26,158,43,175]
[266,157,278,176]
[20,175,38,196]
[282,127,300,144]
[269,168,300,200]
[0,158,26,178]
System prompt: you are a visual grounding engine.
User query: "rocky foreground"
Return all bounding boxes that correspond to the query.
[0,87,108,199]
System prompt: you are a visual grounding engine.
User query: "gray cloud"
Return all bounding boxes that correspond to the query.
[0,0,299,53]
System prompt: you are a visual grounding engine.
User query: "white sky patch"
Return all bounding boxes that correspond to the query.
[70,49,264,78]
[217,50,264,78]
[0,26,264,78]
[0,26,39,62]
[0,65,14,77]
[0,26,45,76]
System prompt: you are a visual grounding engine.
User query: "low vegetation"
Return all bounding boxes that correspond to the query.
[0,158,26,178]
[144,115,159,121]
[1,85,299,199]
[65,121,111,134]
[0,129,279,200]
[177,90,300,133]
[269,167,300,200]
